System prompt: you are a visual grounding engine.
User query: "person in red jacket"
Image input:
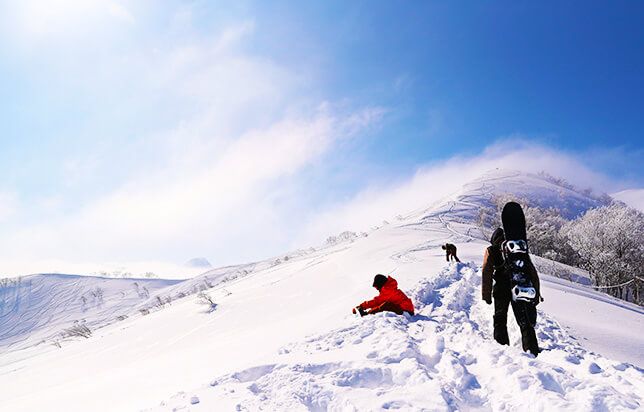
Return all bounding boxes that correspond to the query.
[353,274,415,316]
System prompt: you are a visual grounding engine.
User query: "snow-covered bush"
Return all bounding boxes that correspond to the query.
[476,194,578,266]
[197,292,217,311]
[155,295,172,308]
[478,193,643,303]
[324,231,367,246]
[537,171,613,206]
[91,287,104,301]
[61,321,92,339]
[538,171,577,192]
[0,276,23,288]
[132,282,150,298]
[564,203,644,301]
[524,206,579,266]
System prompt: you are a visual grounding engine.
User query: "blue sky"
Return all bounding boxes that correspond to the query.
[0,1,642,273]
[249,2,644,160]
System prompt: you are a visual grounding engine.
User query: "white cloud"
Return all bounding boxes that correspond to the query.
[393,73,413,92]
[296,140,623,246]
[1,4,635,278]
[0,104,384,265]
[215,20,255,52]
[0,136,634,277]
[0,258,202,279]
[106,1,135,24]
[0,7,337,269]
[5,0,135,40]
[0,193,18,222]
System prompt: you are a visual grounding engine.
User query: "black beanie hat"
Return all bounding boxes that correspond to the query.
[373,274,388,289]
[490,227,504,246]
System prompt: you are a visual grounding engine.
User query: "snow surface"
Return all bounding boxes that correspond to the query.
[0,274,181,351]
[612,189,644,213]
[0,169,642,411]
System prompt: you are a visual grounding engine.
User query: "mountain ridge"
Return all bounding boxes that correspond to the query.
[1,169,641,411]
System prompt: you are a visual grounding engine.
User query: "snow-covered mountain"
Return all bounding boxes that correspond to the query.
[184,258,213,269]
[0,169,642,412]
[612,188,644,213]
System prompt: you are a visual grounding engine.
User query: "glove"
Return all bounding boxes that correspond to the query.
[484,298,492,305]
[353,306,367,316]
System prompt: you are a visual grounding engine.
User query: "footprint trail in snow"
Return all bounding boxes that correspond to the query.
[153,263,643,411]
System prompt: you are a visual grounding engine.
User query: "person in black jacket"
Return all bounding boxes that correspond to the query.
[481,228,540,356]
[442,243,460,262]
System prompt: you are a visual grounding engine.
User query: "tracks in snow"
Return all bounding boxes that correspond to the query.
[152,263,644,411]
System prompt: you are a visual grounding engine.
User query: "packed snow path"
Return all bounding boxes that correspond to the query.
[153,263,643,411]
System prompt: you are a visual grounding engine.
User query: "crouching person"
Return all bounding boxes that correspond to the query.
[353,274,415,317]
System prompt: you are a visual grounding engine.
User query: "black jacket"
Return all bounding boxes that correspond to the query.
[482,245,540,302]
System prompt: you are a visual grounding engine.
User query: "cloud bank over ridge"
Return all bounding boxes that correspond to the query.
[0,3,640,277]
[0,138,631,278]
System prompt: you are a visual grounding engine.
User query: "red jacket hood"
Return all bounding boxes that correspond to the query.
[380,276,398,291]
[361,276,414,312]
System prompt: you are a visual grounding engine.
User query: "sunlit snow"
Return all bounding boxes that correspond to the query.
[0,170,642,411]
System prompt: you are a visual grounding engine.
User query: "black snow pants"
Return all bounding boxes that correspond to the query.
[493,296,539,356]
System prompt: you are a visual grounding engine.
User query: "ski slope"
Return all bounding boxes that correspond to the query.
[0,169,642,411]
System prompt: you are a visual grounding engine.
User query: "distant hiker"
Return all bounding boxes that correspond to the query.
[442,243,460,262]
[353,274,415,317]
[482,228,541,356]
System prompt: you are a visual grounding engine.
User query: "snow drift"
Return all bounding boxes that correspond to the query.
[0,169,642,412]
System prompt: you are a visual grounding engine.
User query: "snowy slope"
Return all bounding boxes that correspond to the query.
[612,189,644,213]
[403,169,605,224]
[158,264,641,411]
[0,274,181,351]
[0,169,642,412]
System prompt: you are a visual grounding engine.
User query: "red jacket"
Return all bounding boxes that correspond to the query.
[360,276,414,312]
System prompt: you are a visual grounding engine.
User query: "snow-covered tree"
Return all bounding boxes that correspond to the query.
[564,203,644,300]
[524,206,579,266]
[477,194,578,266]
[476,190,642,304]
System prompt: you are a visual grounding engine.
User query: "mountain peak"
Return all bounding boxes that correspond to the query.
[409,169,606,224]
[184,257,212,268]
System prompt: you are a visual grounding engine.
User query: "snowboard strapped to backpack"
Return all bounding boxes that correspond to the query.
[501,202,537,303]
